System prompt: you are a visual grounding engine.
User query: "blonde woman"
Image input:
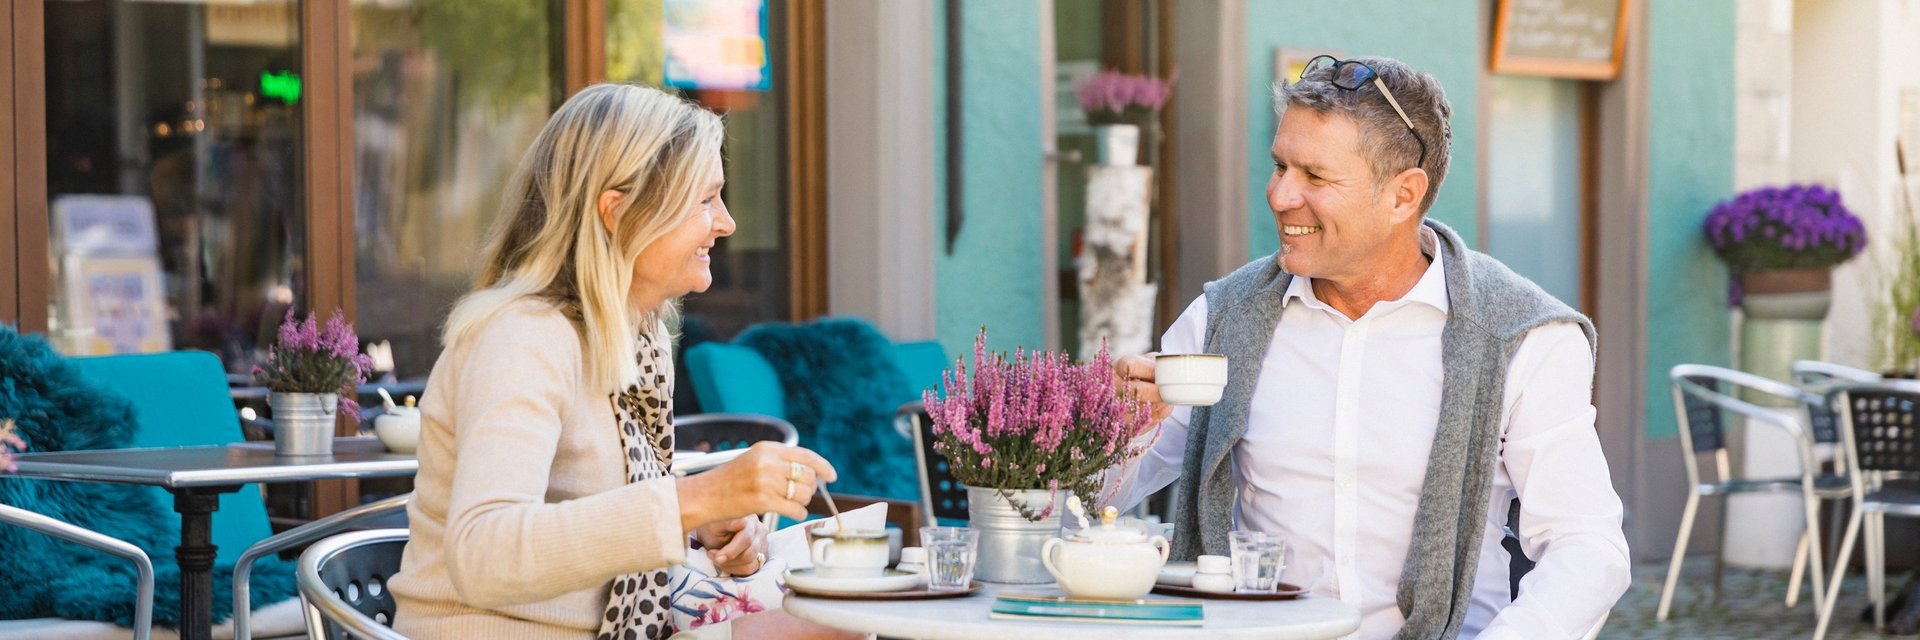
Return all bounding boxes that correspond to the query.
[391,84,856,640]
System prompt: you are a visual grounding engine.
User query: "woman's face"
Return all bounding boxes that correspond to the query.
[631,149,734,306]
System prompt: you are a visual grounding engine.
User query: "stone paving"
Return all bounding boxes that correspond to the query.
[1600,560,1912,639]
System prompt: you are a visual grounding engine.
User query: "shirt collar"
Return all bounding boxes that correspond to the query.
[1282,225,1450,315]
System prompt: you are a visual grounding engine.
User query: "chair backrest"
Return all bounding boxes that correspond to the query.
[901,402,969,526]
[683,343,787,419]
[890,341,949,402]
[1672,370,1728,454]
[1793,360,1883,445]
[674,413,798,451]
[1835,385,1920,475]
[297,528,409,640]
[67,351,275,563]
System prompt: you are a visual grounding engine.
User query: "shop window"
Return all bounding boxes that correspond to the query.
[44,0,304,375]
[350,0,553,381]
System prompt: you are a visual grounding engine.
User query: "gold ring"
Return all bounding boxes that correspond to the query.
[754,552,767,568]
[789,461,805,481]
[785,479,796,501]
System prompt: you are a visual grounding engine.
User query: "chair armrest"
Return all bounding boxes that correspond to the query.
[806,493,925,548]
[0,504,153,640]
[234,493,409,640]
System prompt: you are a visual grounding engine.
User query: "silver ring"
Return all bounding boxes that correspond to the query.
[785,479,796,501]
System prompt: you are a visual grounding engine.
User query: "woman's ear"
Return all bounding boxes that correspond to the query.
[597,189,625,234]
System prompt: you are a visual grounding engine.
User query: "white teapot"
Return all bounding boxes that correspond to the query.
[1041,506,1170,601]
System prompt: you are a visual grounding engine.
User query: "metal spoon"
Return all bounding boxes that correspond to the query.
[817,483,846,534]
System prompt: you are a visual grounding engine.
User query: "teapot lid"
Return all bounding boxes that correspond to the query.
[1067,506,1149,544]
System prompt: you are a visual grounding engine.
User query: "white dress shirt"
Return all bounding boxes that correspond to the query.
[1110,229,1630,639]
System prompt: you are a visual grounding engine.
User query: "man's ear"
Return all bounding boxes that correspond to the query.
[597,189,624,234]
[1387,168,1429,225]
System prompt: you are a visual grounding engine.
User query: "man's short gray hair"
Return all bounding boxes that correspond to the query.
[1274,56,1452,214]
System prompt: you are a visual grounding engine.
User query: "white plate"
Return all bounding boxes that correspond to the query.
[1158,561,1197,587]
[784,568,924,593]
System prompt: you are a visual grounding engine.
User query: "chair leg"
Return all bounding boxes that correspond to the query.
[1787,531,1809,608]
[1814,508,1864,640]
[1658,492,1701,621]
[1871,511,1887,630]
[1804,492,1827,613]
[1713,494,1729,605]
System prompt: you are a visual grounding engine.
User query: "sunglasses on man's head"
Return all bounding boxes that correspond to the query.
[1300,55,1428,171]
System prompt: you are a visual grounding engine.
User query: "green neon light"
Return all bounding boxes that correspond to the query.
[260,70,302,105]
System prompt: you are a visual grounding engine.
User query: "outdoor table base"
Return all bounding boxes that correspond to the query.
[784,581,1361,640]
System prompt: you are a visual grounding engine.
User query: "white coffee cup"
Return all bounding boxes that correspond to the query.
[1155,353,1228,406]
[808,528,890,578]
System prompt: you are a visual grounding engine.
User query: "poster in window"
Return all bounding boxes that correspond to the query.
[60,256,172,355]
[663,0,770,91]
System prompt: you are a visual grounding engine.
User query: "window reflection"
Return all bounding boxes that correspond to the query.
[44,0,303,372]
[608,0,790,342]
[351,0,551,380]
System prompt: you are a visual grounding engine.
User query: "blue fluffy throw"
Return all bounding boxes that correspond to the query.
[0,327,296,627]
[736,318,920,501]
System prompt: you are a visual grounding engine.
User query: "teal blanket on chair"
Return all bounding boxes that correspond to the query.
[736,318,919,500]
[0,327,296,627]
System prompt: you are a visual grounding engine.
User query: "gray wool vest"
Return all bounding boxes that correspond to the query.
[1170,219,1595,640]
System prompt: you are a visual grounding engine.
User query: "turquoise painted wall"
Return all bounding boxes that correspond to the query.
[1644,0,1736,439]
[933,0,1047,356]
[1242,1,1483,259]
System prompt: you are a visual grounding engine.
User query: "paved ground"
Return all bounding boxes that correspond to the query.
[1601,560,1913,639]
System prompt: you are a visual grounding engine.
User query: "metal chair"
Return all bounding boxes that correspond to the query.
[674,412,798,452]
[234,493,410,640]
[898,401,969,529]
[0,503,154,640]
[297,528,410,640]
[1658,364,1849,620]
[1814,382,1920,639]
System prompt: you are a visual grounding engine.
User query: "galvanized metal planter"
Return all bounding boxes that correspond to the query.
[270,392,337,456]
[966,486,1062,584]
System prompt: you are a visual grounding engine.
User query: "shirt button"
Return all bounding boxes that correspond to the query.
[1340,556,1354,567]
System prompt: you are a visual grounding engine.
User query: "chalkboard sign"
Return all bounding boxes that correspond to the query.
[1491,0,1630,80]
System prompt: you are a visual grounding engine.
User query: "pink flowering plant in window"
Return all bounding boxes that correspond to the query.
[1075,70,1172,126]
[922,329,1156,520]
[252,309,374,420]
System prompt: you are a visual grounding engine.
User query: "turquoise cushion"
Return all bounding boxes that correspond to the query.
[889,341,950,403]
[684,343,788,419]
[68,351,276,564]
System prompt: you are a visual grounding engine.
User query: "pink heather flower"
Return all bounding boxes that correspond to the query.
[256,309,371,420]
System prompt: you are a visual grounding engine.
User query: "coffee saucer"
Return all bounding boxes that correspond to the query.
[783,568,924,593]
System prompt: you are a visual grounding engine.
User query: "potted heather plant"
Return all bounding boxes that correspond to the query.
[1702,184,1868,319]
[253,309,373,456]
[1075,70,1172,166]
[922,328,1156,583]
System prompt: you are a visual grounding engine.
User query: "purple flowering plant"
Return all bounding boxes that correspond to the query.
[1703,184,1867,272]
[252,309,374,420]
[1075,70,1173,126]
[922,329,1157,521]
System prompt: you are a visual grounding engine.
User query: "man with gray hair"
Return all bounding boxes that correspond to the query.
[1109,55,1630,639]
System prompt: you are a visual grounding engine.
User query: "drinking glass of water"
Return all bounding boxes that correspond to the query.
[1229,530,1286,593]
[919,526,979,591]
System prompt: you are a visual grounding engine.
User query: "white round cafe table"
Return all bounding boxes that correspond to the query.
[783,582,1361,640]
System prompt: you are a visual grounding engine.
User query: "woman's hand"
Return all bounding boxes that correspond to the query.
[695,516,768,576]
[677,441,837,536]
[1113,353,1174,434]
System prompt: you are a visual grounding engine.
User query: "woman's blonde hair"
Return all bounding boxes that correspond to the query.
[444,83,724,393]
